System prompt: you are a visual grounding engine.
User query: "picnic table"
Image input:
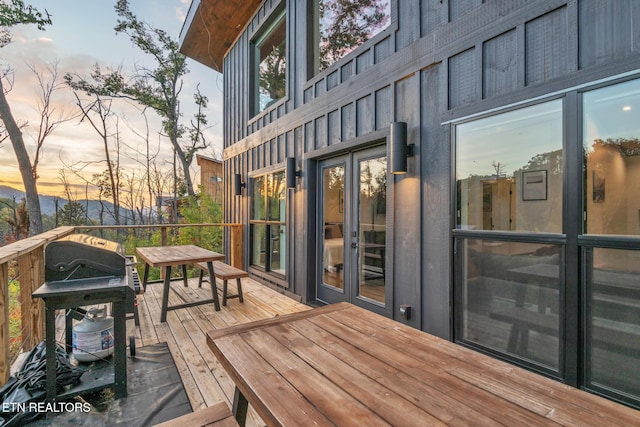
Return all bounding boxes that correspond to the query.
[136,245,225,322]
[207,302,639,426]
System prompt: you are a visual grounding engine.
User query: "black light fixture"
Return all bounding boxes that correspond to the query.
[389,121,415,174]
[234,173,246,196]
[286,157,302,189]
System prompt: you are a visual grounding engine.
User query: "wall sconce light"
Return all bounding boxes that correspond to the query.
[286,157,302,189]
[234,173,246,196]
[389,121,415,174]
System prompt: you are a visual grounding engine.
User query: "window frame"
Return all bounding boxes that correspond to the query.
[306,0,396,80]
[250,7,287,117]
[249,170,287,279]
[451,96,569,380]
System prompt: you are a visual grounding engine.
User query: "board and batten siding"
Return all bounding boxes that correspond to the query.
[222,0,640,337]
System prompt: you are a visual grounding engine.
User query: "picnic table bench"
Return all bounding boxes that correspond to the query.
[196,261,247,306]
[154,401,239,427]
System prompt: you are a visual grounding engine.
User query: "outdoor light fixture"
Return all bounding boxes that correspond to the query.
[234,173,246,196]
[389,121,415,174]
[286,157,302,189]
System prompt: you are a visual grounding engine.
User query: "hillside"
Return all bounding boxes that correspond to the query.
[0,185,133,225]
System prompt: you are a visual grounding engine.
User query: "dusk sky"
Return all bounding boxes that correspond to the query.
[0,0,223,197]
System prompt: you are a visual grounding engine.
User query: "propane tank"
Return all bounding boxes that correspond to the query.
[72,306,114,362]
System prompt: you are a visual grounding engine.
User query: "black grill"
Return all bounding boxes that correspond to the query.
[44,234,140,324]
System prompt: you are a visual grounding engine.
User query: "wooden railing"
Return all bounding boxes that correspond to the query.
[0,223,243,385]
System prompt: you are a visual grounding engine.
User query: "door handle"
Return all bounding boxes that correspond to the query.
[351,242,357,248]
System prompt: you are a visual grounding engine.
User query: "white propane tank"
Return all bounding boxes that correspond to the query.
[72,307,114,362]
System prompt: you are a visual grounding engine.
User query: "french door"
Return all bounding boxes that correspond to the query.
[316,146,390,315]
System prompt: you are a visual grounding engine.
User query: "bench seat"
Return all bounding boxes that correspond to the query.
[154,401,239,427]
[196,261,247,306]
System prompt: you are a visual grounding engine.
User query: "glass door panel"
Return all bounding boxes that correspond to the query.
[320,162,346,294]
[355,154,387,305]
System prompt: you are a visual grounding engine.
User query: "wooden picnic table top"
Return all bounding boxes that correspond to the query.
[207,302,639,426]
[136,245,225,267]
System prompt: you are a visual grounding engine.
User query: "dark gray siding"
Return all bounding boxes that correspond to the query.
[222,0,640,337]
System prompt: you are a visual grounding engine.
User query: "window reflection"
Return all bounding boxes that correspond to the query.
[322,165,345,290]
[458,239,562,370]
[584,78,640,236]
[251,224,266,268]
[268,172,286,221]
[358,156,386,304]
[256,11,286,113]
[251,176,265,220]
[313,0,391,73]
[250,171,286,276]
[456,100,563,233]
[587,248,640,397]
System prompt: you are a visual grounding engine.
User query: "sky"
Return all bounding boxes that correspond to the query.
[0,0,223,198]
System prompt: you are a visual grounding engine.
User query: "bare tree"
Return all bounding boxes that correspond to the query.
[27,61,75,180]
[65,0,210,197]
[69,90,121,225]
[0,0,52,236]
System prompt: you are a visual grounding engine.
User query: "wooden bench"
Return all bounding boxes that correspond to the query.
[196,261,246,306]
[154,401,239,427]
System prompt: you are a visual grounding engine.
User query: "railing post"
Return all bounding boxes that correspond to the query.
[1,262,9,385]
[18,250,45,351]
[230,224,243,269]
[18,253,32,351]
[161,226,168,247]
[160,226,168,280]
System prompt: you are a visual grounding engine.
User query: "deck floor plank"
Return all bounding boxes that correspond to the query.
[142,279,208,411]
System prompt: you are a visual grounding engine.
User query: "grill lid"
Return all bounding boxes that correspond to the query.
[45,234,126,281]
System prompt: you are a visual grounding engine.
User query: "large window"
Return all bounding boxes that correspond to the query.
[583,79,640,236]
[582,78,640,403]
[456,100,563,233]
[454,77,640,407]
[311,0,391,74]
[455,100,565,374]
[250,171,286,276]
[254,10,286,115]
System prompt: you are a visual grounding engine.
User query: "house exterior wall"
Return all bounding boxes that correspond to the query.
[194,0,640,407]
[196,155,223,204]
[221,0,640,329]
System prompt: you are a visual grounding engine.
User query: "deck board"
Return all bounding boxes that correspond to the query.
[134,276,311,426]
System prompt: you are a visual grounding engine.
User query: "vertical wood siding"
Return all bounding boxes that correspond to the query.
[525,7,569,85]
[219,0,640,332]
[483,29,518,99]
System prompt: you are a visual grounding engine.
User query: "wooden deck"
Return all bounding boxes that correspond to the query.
[127,275,311,427]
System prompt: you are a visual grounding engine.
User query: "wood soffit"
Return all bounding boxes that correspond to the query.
[179,0,262,73]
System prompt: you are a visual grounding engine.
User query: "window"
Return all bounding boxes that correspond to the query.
[250,171,286,276]
[456,100,563,233]
[454,100,565,373]
[582,79,640,402]
[253,10,286,115]
[452,77,640,406]
[585,247,640,399]
[311,0,391,75]
[583,78,640,236]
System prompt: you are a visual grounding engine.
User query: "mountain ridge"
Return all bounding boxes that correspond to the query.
[0,185,132,225]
